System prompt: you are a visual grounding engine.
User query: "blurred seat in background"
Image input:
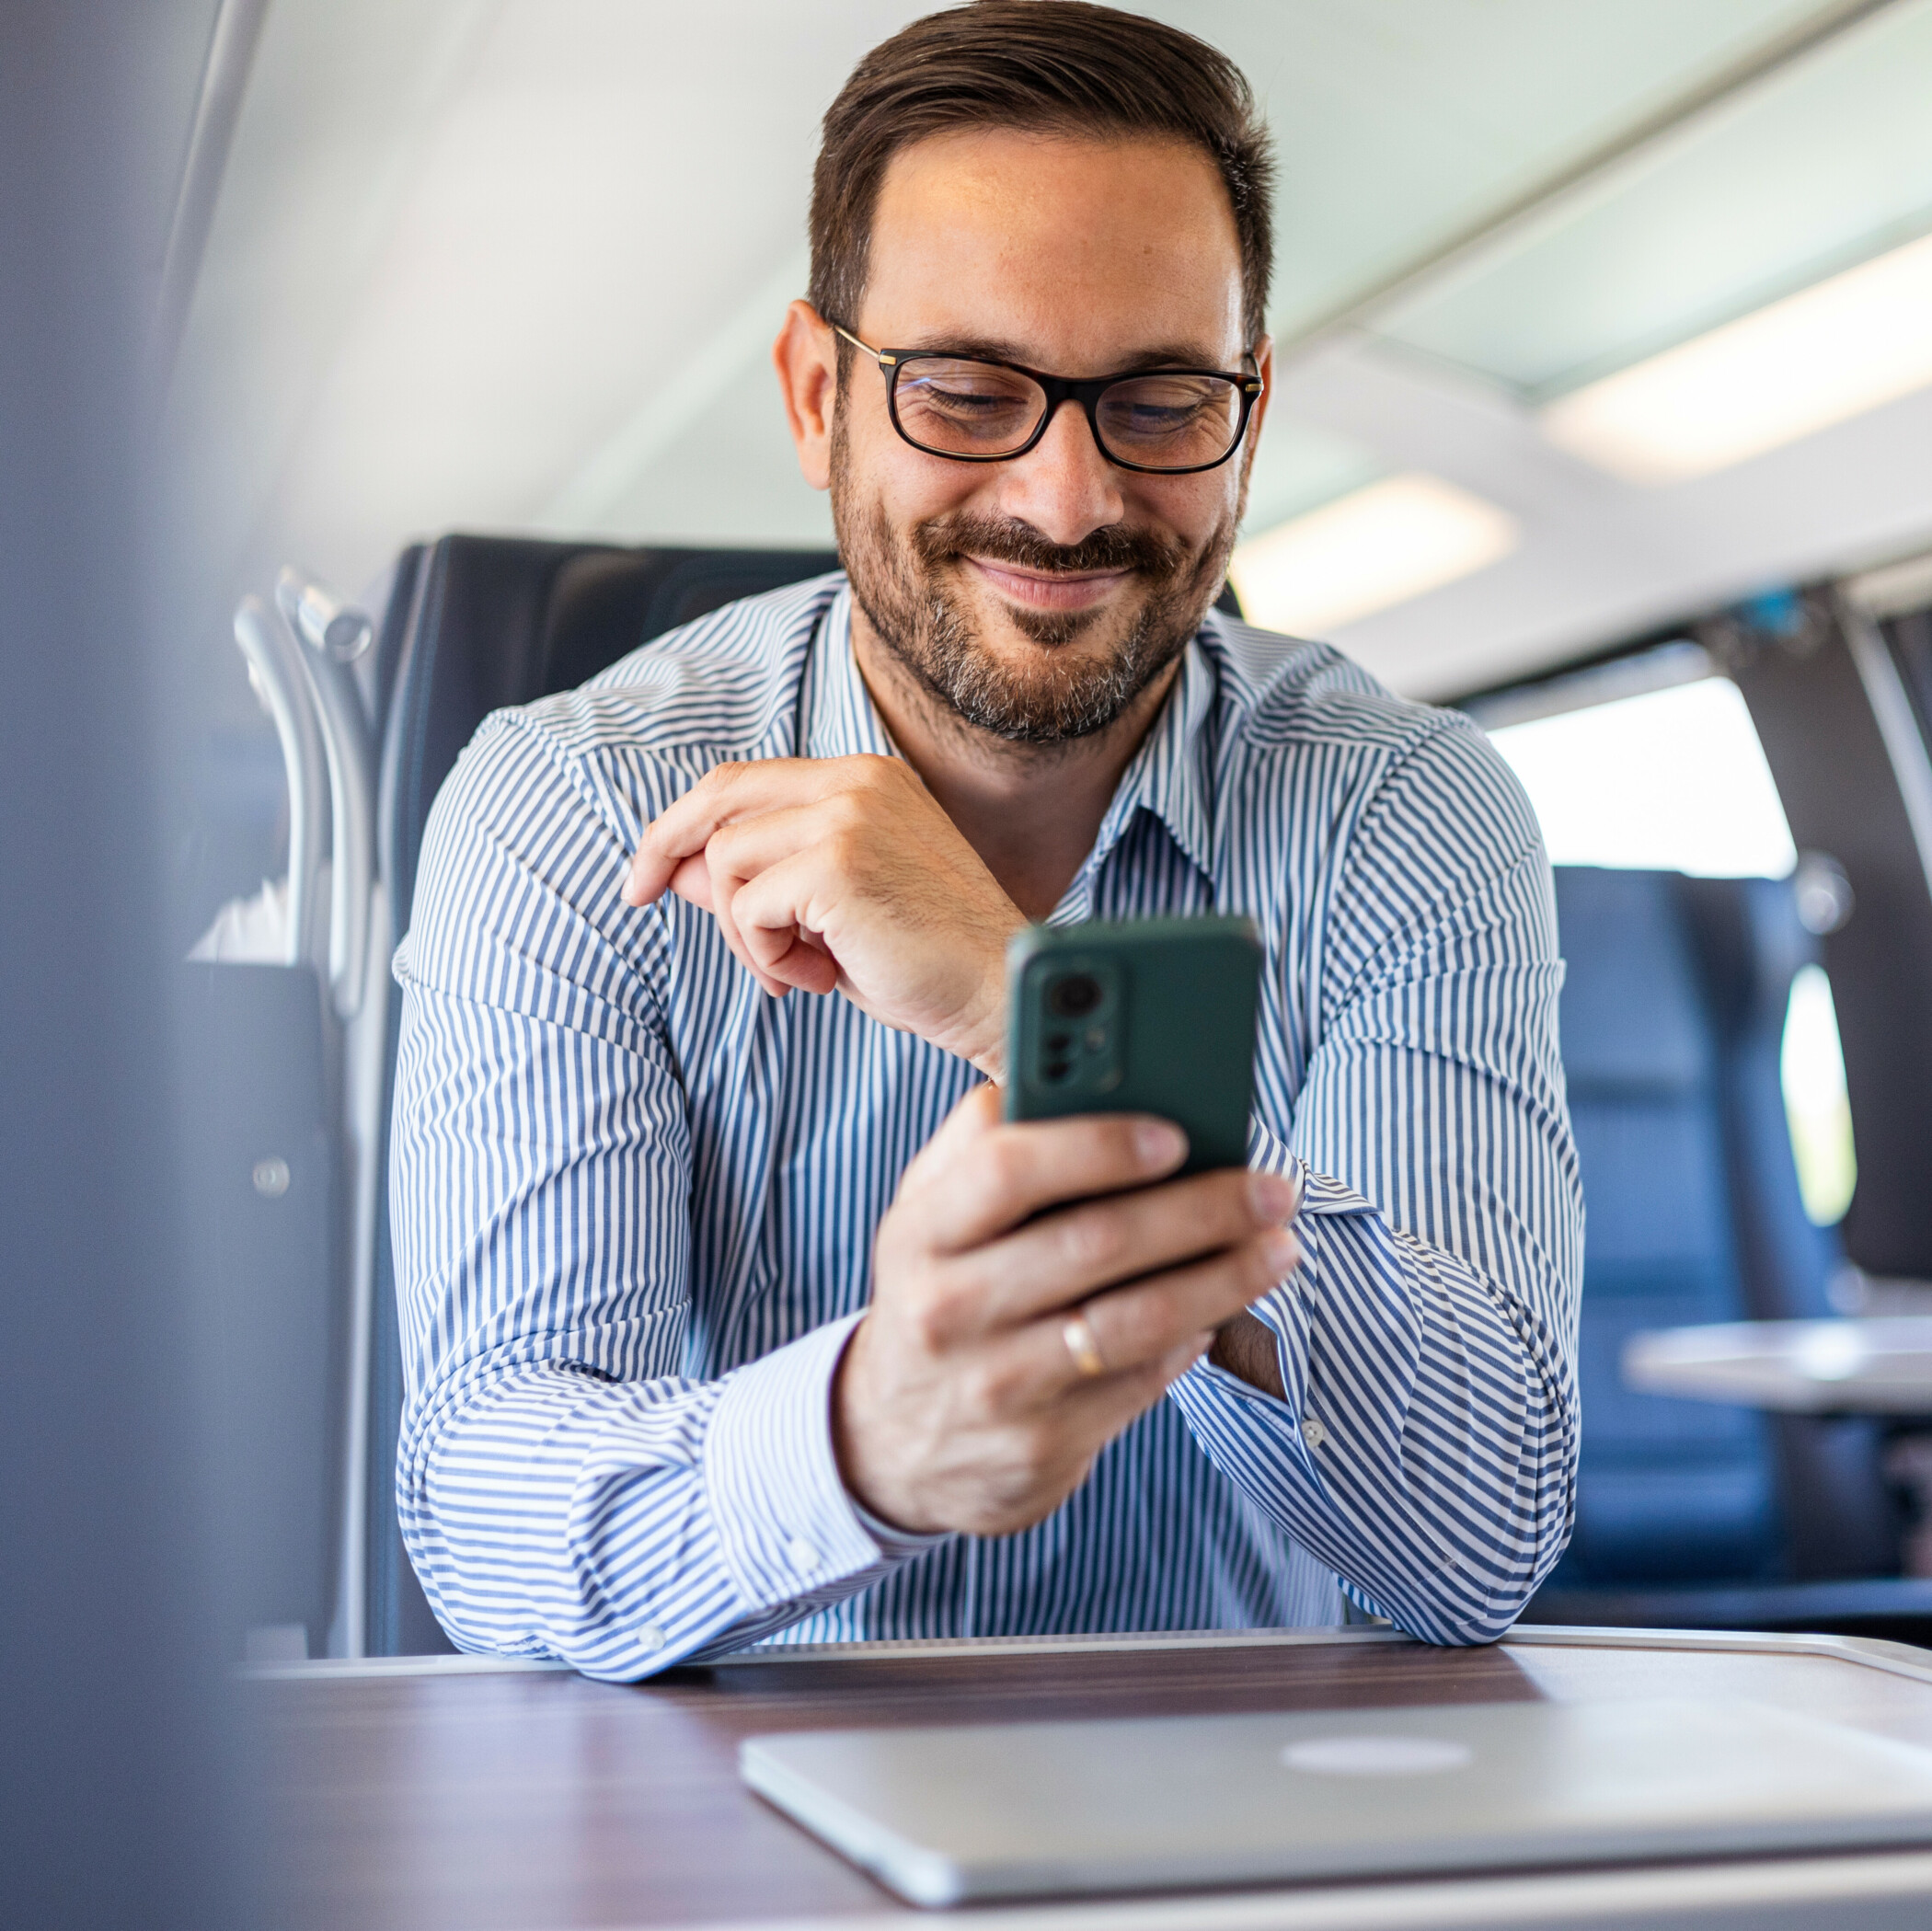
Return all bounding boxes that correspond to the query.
[1528,866,1932,1642]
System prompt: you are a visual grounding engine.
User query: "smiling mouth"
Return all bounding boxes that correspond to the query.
[963,556,1133,612]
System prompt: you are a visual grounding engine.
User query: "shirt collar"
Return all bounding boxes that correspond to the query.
[804,581,1221,895]
[1078,634,1218,887]
[803,587,895,761]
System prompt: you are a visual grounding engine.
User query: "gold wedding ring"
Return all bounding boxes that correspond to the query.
[1062,1308,1107,1379]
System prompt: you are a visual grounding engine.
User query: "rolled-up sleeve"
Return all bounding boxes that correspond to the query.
[389,710,916,1679]
[1168,718,1582,1643]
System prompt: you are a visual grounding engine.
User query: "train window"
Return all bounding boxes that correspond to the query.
[1484,672,1793,877]
[1486,670,1855,1224]
[1782,962,1857,1225]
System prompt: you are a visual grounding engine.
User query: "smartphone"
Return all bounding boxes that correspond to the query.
[1004,914,1261,1175]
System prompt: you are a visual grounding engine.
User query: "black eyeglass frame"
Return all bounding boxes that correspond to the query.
[831,322,1265,476]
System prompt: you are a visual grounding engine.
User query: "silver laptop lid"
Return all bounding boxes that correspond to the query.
[741,1697,1932,1906]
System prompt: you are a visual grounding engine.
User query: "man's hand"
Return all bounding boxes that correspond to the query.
[622,755,1026,1076]
[834,1086,1301,1536]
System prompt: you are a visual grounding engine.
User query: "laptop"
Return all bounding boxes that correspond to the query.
[740,1697,1932,1906]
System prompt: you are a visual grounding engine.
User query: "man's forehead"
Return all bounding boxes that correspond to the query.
[863,127,1246,362]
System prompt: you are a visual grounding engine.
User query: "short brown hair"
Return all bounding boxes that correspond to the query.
[809,1,1275,350]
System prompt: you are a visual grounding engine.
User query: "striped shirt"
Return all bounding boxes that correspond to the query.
[391,573,1581,1681]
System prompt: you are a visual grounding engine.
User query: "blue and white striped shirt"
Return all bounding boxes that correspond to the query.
[391,573,1581,1681]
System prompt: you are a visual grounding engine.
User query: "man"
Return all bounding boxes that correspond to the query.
[392,0,1581,1681]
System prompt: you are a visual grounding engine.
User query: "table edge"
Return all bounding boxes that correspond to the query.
[240,1622,1932,1686]
[638,1849,1932,1930]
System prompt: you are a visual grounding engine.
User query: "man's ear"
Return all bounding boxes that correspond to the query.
[1232,333,1274,525]
[774,299,839,492]
[1247,333,1274,449]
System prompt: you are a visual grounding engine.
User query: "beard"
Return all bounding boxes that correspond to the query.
[831,420,1236,746]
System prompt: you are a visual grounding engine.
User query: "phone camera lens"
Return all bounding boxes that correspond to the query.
[1048,973,1101,1019]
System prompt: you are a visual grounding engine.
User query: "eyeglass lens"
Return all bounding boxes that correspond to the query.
[891,358,1243,469]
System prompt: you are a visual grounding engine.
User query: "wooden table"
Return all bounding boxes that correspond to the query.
[251,1626,1932,1930]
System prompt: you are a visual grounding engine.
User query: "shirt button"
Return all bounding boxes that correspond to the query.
[1301,1418,1328,1449]
[639,1625,666,1653]
[787,1536,820,1577]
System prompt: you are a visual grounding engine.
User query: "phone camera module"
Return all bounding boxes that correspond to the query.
[1047,973,1102,1019]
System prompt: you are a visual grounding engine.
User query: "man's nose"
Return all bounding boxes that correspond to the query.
[994,398,1127,548]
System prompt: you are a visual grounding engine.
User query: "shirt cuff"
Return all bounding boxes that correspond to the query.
[847,1493,952,1563]
[703,1311,919,1612]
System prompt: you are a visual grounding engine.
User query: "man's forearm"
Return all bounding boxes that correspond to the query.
[1172,1180,1577,1645]
[398,1320,915,1679]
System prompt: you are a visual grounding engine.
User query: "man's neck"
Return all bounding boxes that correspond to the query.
[847,605,1184,923]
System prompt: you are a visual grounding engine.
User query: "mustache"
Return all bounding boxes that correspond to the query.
[910,513,1189,580]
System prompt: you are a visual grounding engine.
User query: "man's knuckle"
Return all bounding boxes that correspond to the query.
[1090,1293,1144,1358]
[1061,1209,1121,1274]
[1009,1422,1057,1486]
[960,1499,1018,1538]
[826,787,871,829]
[981,1133,1030,1199]
[1225,1169,1271,1228]
[962,1359,1018,1415]
[1248,1234,1294,1287]
[908,1292,957,1352]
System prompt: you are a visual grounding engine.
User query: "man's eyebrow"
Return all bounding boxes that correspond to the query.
[1110,342,1239,373]
[895,333,1237,373]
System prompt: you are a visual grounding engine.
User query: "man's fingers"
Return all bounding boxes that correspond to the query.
[1011,1329,1219,1523]
[740,919,840,995]
[686,799,891,989]
[979,1324,1218,1460]
[942,1227,1290,1429]
[726,840,839,954]
[715,845,846,991]
[911,1112,1190,1253]
[621,759,867,904]
[667,852,714,910]
[1066,1228,1297,1382]
[895,1083,1006,1194]
[654,818,838,1000]
[680,846,791,997]
[948,1165,1300,1332]
[620,762,777,905]
[974,1227,1292,1408]
[698,800,855,898]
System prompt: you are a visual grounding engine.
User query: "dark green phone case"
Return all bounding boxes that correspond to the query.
[1004,915,1261,1174]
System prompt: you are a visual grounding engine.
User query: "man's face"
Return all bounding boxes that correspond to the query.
[829,130,1262,745]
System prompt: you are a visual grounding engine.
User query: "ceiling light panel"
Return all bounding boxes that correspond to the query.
[1539,227,1932,482]
[1230,474,1521,638]
[1373,0,1932,397]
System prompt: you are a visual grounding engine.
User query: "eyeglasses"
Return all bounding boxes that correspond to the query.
[831,324,1263,476]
